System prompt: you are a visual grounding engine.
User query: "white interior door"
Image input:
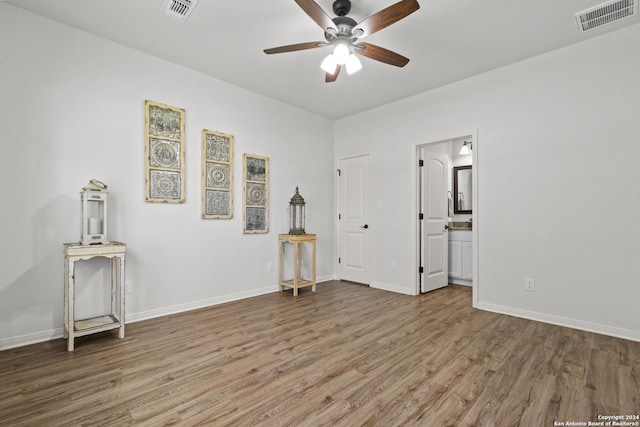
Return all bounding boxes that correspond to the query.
[338,155,371,284]
[420,144,449,293]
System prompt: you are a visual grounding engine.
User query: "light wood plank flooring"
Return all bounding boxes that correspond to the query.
[1,281,638,426]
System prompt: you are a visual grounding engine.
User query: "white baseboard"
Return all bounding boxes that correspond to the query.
[6,285,636,350]
[0,285,280,350]
[0,328,64,351]
[126,285,278,324]
[371,281,414,295]
[316,275,335,283]
[477,301,640,343]
[1,279,342,350]
[448,278,472,286]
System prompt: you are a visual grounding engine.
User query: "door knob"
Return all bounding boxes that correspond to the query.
[360,224,369,229]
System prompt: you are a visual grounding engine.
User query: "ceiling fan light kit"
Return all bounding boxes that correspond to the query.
[320,54,338,74]
[345,54,362,74]
[264,0,420,82]
[332,43,351,64]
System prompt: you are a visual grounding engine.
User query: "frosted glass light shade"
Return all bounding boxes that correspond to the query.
[345,54,362,74]
[459,141,471,155]
[333,43,350,65]
[320,54,338,74]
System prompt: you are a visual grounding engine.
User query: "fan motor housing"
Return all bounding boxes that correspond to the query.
[333,0,351,16]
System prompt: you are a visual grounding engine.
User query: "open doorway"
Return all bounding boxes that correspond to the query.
[417,133,478,306]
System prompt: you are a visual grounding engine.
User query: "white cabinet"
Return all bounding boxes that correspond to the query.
[448,230,472,285]
[462,240,473,280]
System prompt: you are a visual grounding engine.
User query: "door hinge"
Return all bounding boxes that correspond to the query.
[419,266,424,273]
[337,169,341,176]
[418,160,424,167]
[419,213,424,220]
[338,257,341,264]
[338,213,341,220]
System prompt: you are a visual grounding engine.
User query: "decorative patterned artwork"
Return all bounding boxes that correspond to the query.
[145,100,185,203]
[148,105,182,139]
[245,156,267,182]
[150,170,181,199]
[150,138,181,169]
[206,163,230,188]
[243,153,269,233]
[205,189,230,217]
[206,133,231,162]
[202,130,234,219]
[246,182,267,206]
[245,207,267,232]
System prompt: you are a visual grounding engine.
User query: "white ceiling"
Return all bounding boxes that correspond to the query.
[7,0,640,119]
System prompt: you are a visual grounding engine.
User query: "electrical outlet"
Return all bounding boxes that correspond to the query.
[390,262,397,272]
[267,262,274,272]
[525,278,535,292]
[125,280,132,294]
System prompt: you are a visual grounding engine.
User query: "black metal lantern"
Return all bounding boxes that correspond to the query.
[288,186,306,235]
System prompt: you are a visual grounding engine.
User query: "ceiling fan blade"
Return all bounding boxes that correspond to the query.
[354,0,420,38]
[295,0,338,32]
[325,64,342,83]
[354,42,409,67]
[264,41,327,54]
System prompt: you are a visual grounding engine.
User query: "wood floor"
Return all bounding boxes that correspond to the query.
[1,281,638,426]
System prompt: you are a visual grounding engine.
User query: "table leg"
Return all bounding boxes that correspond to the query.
[118,255,125,339]
[293,241,300,296]
[312,240,316,292]
[67,259,75,352]
[63,259,69,340]
[111,256,117,321]
[279,240,285,292]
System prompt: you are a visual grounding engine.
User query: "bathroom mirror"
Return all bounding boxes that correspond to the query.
[453,165,472,214]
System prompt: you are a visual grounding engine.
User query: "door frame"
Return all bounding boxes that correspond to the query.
[414,131,479,307]
[336,153,372,285]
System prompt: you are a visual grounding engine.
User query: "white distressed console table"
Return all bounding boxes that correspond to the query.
[63,242,126,351]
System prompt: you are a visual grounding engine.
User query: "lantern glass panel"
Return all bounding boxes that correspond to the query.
[81,189,109,245]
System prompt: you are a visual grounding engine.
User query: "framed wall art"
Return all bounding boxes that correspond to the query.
[202,129,234,219]
[243,153,269,234]
[144,100,185,203]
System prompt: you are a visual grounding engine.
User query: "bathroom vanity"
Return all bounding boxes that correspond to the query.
[448,229,472,286]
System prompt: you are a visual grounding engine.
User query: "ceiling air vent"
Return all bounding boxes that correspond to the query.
[575,0,638,33]
[161,0,199,23]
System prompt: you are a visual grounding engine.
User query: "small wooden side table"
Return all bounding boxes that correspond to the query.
[279,234,316,296]
[63,242,126,351]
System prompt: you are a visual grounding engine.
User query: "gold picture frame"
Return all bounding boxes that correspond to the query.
[202,129,234,219]
[243,153,269,233]
[144,100,185,203]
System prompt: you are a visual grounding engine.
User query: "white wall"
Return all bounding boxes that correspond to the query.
[0,5,335,349]
[335,23,640,341]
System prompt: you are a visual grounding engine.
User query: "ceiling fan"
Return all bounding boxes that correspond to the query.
[263,0,420,82]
